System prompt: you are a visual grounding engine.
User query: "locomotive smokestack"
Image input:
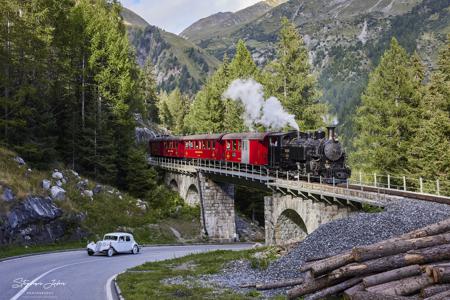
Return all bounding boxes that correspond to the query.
[327,126,336,140]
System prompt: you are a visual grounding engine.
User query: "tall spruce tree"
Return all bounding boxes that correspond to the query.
[351,38,423,175]
[264,17,326,130]
[142,59,159,123]
[184,54,230,134]
[407,37,450,191]
[223,40,258,132]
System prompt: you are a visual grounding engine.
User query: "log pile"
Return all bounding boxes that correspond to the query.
[251,218,450,299]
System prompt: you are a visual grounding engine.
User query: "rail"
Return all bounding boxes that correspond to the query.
[148,157,450,205]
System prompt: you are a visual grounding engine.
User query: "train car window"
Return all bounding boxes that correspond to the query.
[232,141,236,151]
[226,141,230,150]
[238,141,241,151]
[212,142,216,150]
[196,141,199,149]
[206,141,210,150]
[190,141,193,149]
[202,141,206,149]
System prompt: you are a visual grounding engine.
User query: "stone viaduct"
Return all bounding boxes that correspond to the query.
[164,171,354,245]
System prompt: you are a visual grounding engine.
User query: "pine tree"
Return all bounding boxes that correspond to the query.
[142,58,159,123]
[263,17,326,130]
[407,36,450,193]
[223,40,258,132]
[351,38,423,175]
[125,146,158,198]
[184,54,230,133]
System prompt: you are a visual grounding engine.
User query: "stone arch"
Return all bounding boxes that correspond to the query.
[185,184,200,206]
[274,209,308,245]
[169,179,178,192]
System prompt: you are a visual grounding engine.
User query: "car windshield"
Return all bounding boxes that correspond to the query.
[103,235,118,241]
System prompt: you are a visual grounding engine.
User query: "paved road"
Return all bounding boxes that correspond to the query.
[0,244,253,300]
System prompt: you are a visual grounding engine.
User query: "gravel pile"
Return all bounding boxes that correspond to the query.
[203,198,450,297]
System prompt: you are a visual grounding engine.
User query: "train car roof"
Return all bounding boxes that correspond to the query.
[222,132,274,141]
[179,134,225,141]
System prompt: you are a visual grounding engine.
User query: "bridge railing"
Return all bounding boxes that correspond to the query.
[148,157,448,198]
[350,171,449,197]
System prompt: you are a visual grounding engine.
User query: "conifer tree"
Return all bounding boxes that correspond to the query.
[351,38,423,175]
[142,59,159,123]
[184,55,230,133]
[407,37,450,191]
[264,17,326,130]
[223,40,258,132]
[125,146,158,198]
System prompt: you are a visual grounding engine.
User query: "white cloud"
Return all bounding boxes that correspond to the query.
[120,0,262,34]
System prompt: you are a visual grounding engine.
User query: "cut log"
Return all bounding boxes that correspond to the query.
[350,291,413,300]
[433,266,450,283]
[239,283,256,288]
[421,284,450,298]
[255,278,304,290]
[343,282,365,299]
[363,265,422,287]
[353,233,450,262]
[287,275,343,299]
[423,289,450,300]
[400,218,450,240]
[300,251,354,276]
[330,244,450,280]
[378,274,434,296]
[425,262,450,276]
[304,277,362,300]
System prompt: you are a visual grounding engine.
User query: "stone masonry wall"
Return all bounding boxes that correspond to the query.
[265,194,354,245]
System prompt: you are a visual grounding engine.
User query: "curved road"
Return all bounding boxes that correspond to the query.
[0,244,253,300]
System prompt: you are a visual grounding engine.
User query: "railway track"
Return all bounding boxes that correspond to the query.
[341,184,450,205]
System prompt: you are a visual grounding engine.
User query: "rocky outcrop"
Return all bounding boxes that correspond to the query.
[0,196,87,245]
[1,187,15,202]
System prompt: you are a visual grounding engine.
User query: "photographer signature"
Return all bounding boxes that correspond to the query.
[12,278,66,289]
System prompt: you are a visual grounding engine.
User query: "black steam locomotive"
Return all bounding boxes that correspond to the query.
[268,127,351,181]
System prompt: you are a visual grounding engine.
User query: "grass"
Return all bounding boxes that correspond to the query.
[0,241,86,260]
[117,247,282,300]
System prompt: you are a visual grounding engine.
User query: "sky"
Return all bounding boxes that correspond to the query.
[120,0,262,34]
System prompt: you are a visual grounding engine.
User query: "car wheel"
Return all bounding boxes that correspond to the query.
[132,245,138,254]
[87,250,94,256]
[107,247,114,257]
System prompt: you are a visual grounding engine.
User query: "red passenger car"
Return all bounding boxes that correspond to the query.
[222,133,271,166]
[182,134,225,160]
[149,136,184,158]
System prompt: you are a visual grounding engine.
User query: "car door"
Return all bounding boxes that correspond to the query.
[124,235,133,251]
[241,140,249,164]
[116,235,126,253]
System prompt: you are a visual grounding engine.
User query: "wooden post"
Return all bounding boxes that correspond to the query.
[276,170,279,179]
[320,176,322,184]
[287,171,289,181]
[420,177,423,193]
[388,174,391,189]
[374,173,377,187]
[437,180,440,196]
[403,176,407,191]
[359,171,362,185]
[307,173,310,183]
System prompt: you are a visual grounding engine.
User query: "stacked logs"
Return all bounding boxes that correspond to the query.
[247,218,450,299]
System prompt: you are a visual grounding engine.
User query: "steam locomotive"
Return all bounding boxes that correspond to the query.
[148,126,351,182]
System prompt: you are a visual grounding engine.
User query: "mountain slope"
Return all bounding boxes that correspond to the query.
[180,0,287,43]
[121,8,220,94]
[184,0,450,141]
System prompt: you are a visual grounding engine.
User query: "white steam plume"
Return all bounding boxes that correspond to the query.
[223,79,299,131]
[322,114,339,126]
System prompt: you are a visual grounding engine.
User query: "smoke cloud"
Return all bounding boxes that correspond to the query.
[223,79,299,131]
[322,114,339,126]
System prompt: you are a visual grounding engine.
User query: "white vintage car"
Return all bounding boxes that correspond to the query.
[87,232,140,257]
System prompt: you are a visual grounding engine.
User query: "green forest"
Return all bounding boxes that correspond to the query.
[0,1,449,199]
